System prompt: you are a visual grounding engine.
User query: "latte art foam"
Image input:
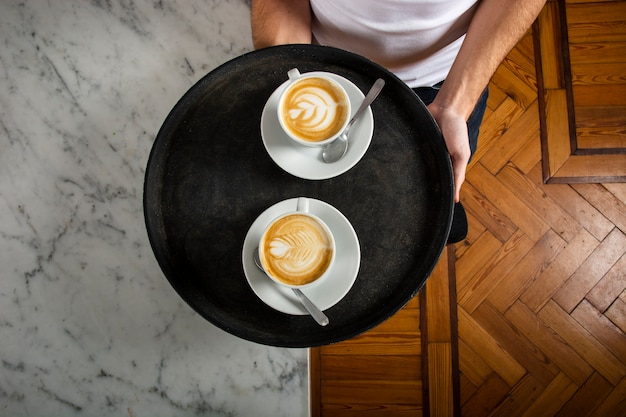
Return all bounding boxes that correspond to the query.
[261,213,333,286]
[281,77,348,142]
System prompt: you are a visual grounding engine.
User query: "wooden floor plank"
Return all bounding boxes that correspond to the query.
[589,376,626,417]
[551,154,626,183]
[555,372,613,417]
[575,105,626,150]
[461,210,486,254]
[489,374,545,417]
[553,228,626,313]
[460,182,517,243]
[457,338,492,387]
[566,1,626,43]
[505,301,593,386]
[454,230,501,293]
[490,61,537,110]
[538,300,626,385]
[604,182,626,205]
[492,32,537,93]
[460,373,510,417]
[480,102,540,176]
[468,99,525,172]
[486,230,566,313]
[323,332,421,356]
[485,81,507,113]
[458,374,478,406]
[571,62,626,86]
[427,343,454,417]
[605,298,626,334]
[458,230,534,313]
[571,300,626,364]
[498,163,583,242]
[572,183,626,233]
[424,254,452,342]
[520,228,599,312]
[519,372,578,417]
[320,355,421,381]
[510,127,542,174]
[321,379,422,405]
[357,307,420,333]
[467,163,550,241]
[321,403,424,417]
[569,40,626,65]
[472,301,560,386]
[573,84,626,108]
[458,307,526,386]
[586,253,626,312]
[529,164,614,242]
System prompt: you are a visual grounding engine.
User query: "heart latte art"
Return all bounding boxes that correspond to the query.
[260,213,334,286]
[280,77,349,142]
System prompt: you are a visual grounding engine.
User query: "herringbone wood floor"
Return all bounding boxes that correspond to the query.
[456,35,626,417]
[311,10,626,416]
[455,4,626,413]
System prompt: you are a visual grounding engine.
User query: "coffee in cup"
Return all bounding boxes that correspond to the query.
[277,69,350,147]
[259,197,335,288]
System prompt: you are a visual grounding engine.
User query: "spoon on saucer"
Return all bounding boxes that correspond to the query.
[253,248,329,326]
[322,78,385,163]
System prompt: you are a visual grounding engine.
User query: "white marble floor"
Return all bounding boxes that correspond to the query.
[0,1,308,416]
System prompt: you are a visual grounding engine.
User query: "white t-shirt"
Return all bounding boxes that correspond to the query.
[310,0,479,88]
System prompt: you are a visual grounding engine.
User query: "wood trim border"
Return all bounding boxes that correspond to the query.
[420,245,461,417]
[447,246,461,416]
[534,0,626,183]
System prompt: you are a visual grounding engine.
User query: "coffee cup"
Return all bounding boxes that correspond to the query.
[259,197,335,289]
[277,69,351,147]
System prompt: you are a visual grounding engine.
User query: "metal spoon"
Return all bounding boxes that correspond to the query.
[253,248,329,326]
[322,78,385,163]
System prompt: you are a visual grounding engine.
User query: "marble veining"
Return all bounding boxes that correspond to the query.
[0,1,308,416]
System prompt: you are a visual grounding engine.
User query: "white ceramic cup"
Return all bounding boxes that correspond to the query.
[259,197,336,289]
[277,69,351,147]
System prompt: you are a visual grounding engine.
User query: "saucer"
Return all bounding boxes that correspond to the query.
[260,72,374,180]
[242,198,360,315]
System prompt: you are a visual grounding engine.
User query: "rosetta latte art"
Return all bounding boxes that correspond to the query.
[281,77,348,142]
[261,214,333,286]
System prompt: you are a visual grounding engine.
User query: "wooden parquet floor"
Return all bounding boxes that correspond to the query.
[456,30,626,417]
[311,7,626,416]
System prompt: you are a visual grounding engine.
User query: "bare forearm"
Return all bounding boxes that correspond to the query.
[428,0,546,202]
[431,0,546,119]
[251,0,312,49]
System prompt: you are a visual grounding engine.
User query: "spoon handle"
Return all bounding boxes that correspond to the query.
[293,288,329,326]
[253,247,329,326]
[346,78,385,132]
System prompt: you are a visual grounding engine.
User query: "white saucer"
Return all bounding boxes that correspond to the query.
[260,72,374,180]
[242,198,360,315]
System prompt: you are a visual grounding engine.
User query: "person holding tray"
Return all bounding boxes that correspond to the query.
[250,0,546,243]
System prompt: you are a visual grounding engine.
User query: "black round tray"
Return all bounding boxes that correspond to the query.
[144,45,453,347]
